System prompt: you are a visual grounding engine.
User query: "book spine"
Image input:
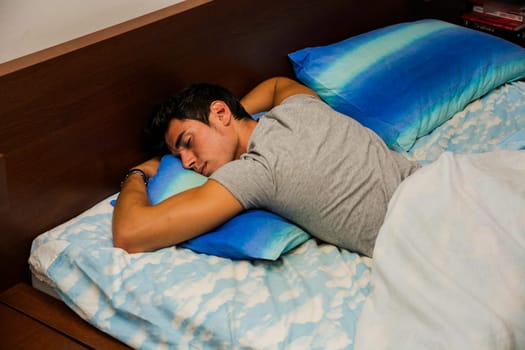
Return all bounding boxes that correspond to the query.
[461,11,525,30]
[472,4,524,22]
[463,18,525,40]
[472,5,485,14]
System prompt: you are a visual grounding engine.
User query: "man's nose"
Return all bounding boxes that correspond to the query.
[180,150,196,169]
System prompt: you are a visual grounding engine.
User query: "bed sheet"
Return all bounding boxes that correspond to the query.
[29,199,372,349]
[29,81,524,349]
[355,151,525,349]
[406,81,525,164]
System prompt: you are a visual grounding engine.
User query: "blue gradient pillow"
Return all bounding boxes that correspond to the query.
[147,155,310,260]
[289,19,525,151]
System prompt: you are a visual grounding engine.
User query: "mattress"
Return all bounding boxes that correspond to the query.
[29,81,525,349]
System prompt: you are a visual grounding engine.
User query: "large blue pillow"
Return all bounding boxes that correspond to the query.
[147,155,310,260]
[289,19,525,152]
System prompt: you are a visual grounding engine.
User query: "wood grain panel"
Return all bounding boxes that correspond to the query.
[1,284,130,349]
[0,304,88,349]
[0,0,413,291]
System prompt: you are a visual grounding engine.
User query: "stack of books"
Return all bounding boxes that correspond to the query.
[461,0,525,42]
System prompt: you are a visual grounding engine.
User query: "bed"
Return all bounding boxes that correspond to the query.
[2,1,525,349]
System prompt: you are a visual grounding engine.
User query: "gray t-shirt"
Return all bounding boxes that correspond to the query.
[210,94,419,257]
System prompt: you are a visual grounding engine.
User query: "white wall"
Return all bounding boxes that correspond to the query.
[0,0,185,64]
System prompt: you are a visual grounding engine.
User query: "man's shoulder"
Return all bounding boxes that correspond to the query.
[279,93,320,106]
[263,94,324,122]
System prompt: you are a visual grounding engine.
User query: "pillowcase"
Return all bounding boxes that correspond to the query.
[289,19,525,151]
[147,155,310,260]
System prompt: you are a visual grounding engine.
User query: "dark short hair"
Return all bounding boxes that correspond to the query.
[143,83,252,157]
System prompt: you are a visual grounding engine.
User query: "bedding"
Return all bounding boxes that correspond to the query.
[28,79,525,349]
[289,19,525,152]
[29,201,372,349]
[406,80,525,164]
[146,155,310,260]
[355,150,525,349]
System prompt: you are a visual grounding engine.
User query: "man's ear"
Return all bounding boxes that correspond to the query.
[210,100,232,126]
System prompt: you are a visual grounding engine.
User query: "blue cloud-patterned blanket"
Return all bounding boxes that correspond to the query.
[30,203,371,349]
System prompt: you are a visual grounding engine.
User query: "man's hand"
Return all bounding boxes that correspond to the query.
[112,157,243,254]
[133,157,161,178]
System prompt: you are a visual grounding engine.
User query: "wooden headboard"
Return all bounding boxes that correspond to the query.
[0,0,446,291]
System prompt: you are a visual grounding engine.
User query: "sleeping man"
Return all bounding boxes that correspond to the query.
[112,77,419,257]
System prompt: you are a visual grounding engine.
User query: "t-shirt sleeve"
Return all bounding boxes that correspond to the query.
[209,157,274,210]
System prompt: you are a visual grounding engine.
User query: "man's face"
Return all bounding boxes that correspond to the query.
[165,114,237,177]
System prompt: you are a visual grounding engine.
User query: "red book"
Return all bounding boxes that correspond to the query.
[462,10,525,30]
[473,4,524,22]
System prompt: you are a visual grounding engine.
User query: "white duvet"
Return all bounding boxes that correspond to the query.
[355,151,525,350]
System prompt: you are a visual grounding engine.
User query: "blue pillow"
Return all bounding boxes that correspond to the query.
[147,155,310,260]
[289,19,525,152]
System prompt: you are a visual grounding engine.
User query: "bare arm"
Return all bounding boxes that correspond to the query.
[240,76,318,115]
[112,159,243,253]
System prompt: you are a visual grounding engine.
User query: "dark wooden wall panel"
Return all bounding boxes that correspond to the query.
[0,0,414,291]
